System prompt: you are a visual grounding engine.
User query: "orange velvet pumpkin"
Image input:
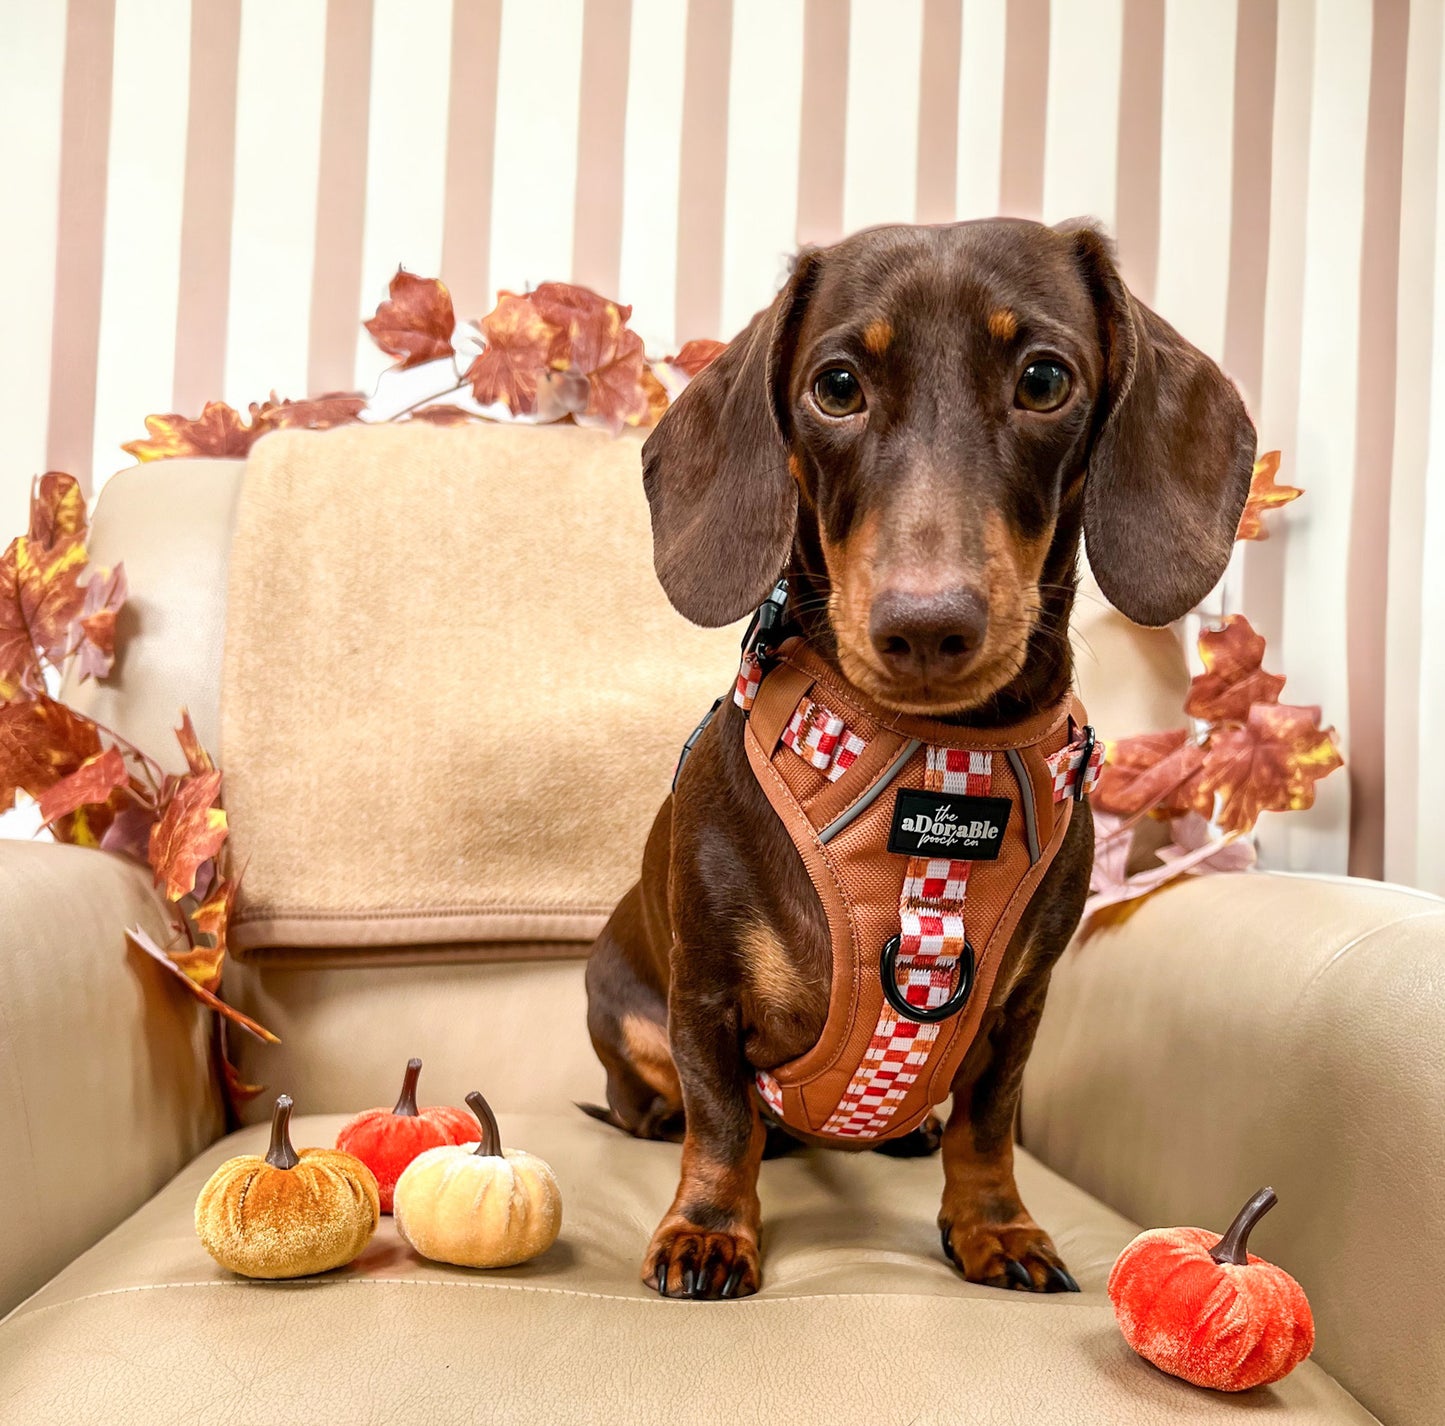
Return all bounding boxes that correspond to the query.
[196,1095,380,1279]
[1109,1186,1315,1392]
[335,1057,476,1212]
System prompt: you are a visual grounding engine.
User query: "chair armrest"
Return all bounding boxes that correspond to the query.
[1021,870,1445,1426]
[0,842,224,1316]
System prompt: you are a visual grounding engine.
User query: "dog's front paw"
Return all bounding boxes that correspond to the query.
[939,1212,1079,1293]
[643,1217,760,1300]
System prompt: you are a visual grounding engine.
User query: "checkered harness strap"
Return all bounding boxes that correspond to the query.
[779,697,867,783]
[756,699,1103,1137]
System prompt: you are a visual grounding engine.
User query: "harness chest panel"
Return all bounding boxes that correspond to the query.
[735,640,1101,1143]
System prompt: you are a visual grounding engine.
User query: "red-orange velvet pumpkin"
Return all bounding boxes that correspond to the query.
[335,1057,475,1212]
[1109,1186,1315,1392]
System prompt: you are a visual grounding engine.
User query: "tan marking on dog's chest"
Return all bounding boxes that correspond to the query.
[621,1013,681,1100]
[741,923,804,1018]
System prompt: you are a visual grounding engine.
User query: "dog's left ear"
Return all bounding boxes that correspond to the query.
[641,252,819,627]
[1059,223,1256,627]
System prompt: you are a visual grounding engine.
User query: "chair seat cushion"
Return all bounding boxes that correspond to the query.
[0,1112,1373,1424]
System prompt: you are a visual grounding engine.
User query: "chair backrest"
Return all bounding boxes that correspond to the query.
[65,430,1190,1118]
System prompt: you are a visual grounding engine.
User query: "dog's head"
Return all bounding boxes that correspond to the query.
[642,219,1256,716]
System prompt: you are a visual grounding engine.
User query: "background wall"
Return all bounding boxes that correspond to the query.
[2,0,1441,894]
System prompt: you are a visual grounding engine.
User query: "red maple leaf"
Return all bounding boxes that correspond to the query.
[529,283,653,433]
[123,400,257,462]
[68,563,127,682]
[663,340,726,378]
[1194,703,1343,834]
[249,392,367,434]
[1184,614,1286,724]
[364,270,456,369]
[36,745,130,827]
[174,709,215,775]
[0,696,102,814]
[149,769,228,901]
[0,531,89,703]
[1091,728,1207,819]
[1235,450,1301,541]
[126,925,277,1041]
[465,292,563,414]
[28,472,87,549]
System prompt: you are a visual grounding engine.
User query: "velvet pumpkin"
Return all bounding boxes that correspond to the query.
[196,1095,380,1279]
[394,1090,562,1269]
[1109,1186,1315,1392]
[335,1056,476,1212]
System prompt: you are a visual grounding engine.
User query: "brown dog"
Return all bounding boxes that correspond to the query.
[585,218,1255,1300]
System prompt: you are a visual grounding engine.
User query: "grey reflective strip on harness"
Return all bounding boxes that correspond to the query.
[817,738,922,845]
[1004,747,1042,865]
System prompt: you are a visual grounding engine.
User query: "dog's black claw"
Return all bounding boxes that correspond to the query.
[721,1263,743,1299]
[681,1267,696,1298]
[1003,1258,1032,1290]
[939,1225,958,1266]
[1047,1265,1080,1293]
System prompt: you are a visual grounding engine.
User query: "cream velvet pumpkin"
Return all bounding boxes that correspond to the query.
[393,1091,562,1268]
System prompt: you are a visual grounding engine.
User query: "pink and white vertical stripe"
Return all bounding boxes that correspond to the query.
[2,0,1441,893]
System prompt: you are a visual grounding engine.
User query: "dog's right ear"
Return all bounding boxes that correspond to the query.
[642,253,819,627]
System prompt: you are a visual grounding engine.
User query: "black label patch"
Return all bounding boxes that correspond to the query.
[887,789,1011,860]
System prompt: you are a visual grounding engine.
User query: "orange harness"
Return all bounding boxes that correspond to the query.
[697,585,1101,1144]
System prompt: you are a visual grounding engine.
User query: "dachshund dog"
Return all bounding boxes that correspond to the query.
[585,219,1255,1300]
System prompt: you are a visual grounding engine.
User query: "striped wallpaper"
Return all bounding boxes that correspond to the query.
[2,0,1442,894]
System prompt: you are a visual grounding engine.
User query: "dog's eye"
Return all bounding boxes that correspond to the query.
[1015,361,1072,413]
[813,368,865,417]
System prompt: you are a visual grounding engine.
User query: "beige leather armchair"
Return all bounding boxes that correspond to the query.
[1,445,1440,1425]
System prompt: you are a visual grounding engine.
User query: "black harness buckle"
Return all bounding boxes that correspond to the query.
[1073,724,1097,803]
[879,934,975,1024]
[741,579,791,668]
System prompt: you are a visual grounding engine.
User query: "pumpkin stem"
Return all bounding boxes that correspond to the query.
[392,1057,423,1116]
[265,1095,300,1170]
[1209,1186,1277,1266]
[466,1091,503,1158]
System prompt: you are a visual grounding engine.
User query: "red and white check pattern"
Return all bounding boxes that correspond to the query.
[781,697,868,782]
[1047,733,1105,802]
[756,1070,784,1115]
[812,746,993,1139]
[734,649,763,711]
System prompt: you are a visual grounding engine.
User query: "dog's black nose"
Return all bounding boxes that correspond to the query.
[869,587,988,681]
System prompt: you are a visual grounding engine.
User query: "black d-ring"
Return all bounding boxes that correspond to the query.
[879,934,975,1024]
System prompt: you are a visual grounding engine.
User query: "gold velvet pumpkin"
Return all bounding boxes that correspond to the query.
[196,1095,380,1279]
[394,1091,562,1268]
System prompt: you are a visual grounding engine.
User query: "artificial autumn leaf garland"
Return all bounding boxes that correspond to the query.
[3,273,721,1112]
[0,265,1340,1103]
[0,473,273,1108]
[122,270,713,462]
[1082,454,1344,933]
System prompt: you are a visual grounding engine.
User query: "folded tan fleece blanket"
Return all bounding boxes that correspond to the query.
[220,422,740,959]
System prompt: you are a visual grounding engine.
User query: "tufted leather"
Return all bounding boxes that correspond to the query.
[0,841,224,1316]
[1023,871,1445,1426]
[0,1112,1376,1425]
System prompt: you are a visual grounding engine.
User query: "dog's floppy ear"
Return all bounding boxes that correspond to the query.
[1061,223,1256,627]
[641,253,819,627]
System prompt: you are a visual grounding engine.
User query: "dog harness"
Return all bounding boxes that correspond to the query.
[680,582,1103,1145]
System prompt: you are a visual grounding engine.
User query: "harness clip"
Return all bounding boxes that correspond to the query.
[1073,724,1097,803]
[741,579,791,668]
